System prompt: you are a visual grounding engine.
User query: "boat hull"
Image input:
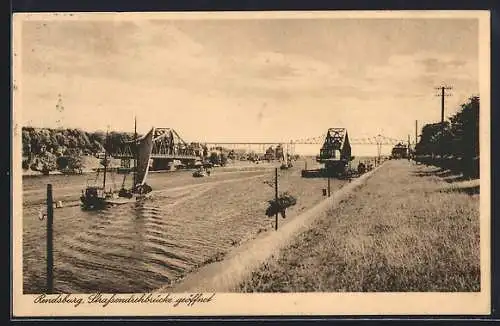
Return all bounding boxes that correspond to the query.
[81,190,152,210]
[80,195,108,211]
[106,193,152,206]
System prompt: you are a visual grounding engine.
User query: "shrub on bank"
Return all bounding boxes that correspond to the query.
[415,96,479,179]
[265,192,297,218]
[414,155,479,179]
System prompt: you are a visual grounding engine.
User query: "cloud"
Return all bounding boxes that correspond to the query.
[419,57,469,73]
[216,51,339,98]
[350,51,478,100]
[23,21,219,87]
[23,20,478,103]
[19,18,480,152]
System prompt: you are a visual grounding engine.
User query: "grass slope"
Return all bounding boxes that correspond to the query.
[240,160,480,292]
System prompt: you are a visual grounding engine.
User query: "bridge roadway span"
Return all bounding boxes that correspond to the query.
[113,153,199,160]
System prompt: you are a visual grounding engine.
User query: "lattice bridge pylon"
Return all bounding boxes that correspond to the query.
[112,127,202,160]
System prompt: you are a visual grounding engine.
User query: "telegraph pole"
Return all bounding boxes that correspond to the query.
[415,120,418,146]
[414,120,418,162]
[407,134,411,161]
[435,85,453,155]
[435,85,453,123]
[375,134,383,164]
[275,168,279,231]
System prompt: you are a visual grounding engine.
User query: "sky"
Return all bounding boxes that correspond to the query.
[18,16,479,155]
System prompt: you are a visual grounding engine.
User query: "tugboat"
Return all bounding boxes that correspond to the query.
[80,129,115,210]
[193,167,210,177]
[80,186,111,211]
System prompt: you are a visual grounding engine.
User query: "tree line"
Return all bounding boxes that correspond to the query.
[22,127,136,157]
[22,127,301,174]
[22,127,136,174]
[22,127,243,173]
[414,96,479,178]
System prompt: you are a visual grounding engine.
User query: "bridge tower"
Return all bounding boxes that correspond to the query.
[113,127,201,171]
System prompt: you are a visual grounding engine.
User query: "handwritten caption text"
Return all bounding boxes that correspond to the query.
[34,293,216,308]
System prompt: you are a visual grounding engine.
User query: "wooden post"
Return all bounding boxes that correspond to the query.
[327,177,331,197]
[441,86,445,124]
[46,184,54,293]
[275,168,278,231]
[415,120,418,146]
[407,134,411,161]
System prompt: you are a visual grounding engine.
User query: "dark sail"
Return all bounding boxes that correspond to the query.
[135,128,154,186]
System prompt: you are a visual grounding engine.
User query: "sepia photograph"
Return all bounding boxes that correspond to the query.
[12,11,490,316]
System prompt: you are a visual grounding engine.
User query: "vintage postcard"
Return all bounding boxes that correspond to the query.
[12,10,491,317]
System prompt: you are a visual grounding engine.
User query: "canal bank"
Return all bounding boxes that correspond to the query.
[156,161,384,293]
[239,160,481,292]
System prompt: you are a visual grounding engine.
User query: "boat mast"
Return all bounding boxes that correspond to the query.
[285,144,288,165]
[103,129,108,191]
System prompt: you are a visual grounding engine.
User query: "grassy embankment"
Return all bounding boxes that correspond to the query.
[240,159,480,292]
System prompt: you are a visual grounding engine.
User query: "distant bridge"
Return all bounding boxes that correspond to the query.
[112,127,410,167]
[200,136,408,145]
[291,134,410,146]
[199,134,410,156]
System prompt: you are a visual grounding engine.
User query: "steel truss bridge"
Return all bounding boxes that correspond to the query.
[112,127,410,164]
[196,134,411,159]
[201,134,410,148]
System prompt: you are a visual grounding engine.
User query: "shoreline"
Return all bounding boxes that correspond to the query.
[156,162,383,293]
[239,160,480,292]
[21,162,279,178]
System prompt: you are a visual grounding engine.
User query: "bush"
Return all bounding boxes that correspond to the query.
[415,96,479,178]
[57,154,83,173]
[266,192,297,218]
[56,156,69,170]
[67,154,83,173]
[30,151,57,174]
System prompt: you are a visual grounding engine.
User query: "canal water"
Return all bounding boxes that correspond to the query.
[22,168,277,294]
[22,157,375,294]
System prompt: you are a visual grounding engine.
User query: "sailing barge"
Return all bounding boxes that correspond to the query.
[80,122,154,210]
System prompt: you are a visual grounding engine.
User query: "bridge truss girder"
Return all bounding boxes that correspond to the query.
[112,127,201,160]
[112,128,407,160]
